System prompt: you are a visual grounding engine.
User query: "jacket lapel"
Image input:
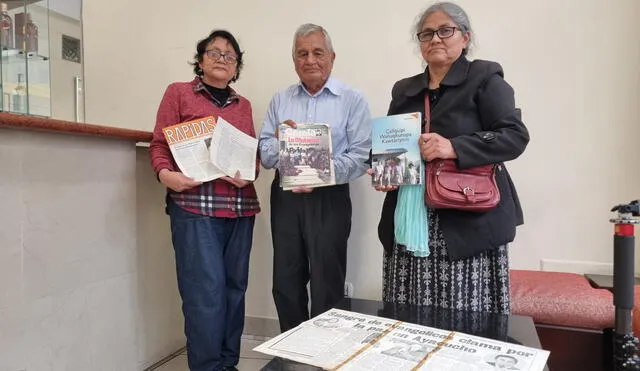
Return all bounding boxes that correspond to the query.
[429,56,469,123]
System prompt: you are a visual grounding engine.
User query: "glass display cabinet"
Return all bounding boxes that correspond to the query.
[0,0,50,117]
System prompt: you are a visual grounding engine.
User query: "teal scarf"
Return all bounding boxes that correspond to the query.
[394,180,429,257]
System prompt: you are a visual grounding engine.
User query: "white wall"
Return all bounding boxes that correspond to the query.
[135,147,185,368]
[49,0,81,20]
[0,129,139,371]
[83,0,640,319]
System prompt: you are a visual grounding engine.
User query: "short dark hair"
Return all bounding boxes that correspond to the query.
[190,29,244,83]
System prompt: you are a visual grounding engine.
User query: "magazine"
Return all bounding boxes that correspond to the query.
[278,123,335,190]
[371,112,423,187]
[162,115,225,182]
[162,115,258,182]
[254,308,550,371]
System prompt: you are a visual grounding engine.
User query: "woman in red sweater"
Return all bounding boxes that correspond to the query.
[149,29,260,371]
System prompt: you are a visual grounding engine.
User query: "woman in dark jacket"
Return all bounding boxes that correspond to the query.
[375,2,529,314]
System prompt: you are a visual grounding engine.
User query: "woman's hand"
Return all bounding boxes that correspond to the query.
[158,169,202,192]
[222,171,252,188]
[366,169,398,192]
[419,133,457,161]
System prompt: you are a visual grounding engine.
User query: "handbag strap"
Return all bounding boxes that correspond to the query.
[424,92,431,134]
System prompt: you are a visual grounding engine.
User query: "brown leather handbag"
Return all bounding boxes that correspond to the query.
[423,93,500,212]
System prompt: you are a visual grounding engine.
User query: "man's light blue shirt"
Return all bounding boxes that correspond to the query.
[258,76,371,184]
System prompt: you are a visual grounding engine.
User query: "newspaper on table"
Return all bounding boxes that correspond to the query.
[208,116,258,181]
[253,308,549,371]
[162,115,257,182]
[278,123,335,190]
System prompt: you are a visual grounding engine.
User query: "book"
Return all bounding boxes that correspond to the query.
[371,112,423,187]
[278,123,335,190]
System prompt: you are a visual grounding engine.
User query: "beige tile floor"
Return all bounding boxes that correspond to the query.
[153,338,272,371]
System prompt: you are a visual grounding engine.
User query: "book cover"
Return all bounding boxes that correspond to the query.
[278,123,335,190]
[371,112,423,186]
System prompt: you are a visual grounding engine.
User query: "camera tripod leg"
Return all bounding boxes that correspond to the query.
[612,221,640,370]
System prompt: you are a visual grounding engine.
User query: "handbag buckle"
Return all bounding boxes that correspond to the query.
[435,161,444,176]
[462,186,476,202]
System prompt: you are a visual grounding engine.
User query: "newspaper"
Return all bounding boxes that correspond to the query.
[278,123,335,190]
[162,115,258,182]
[208,116,258,181]
[254,309,549,371]
[162,115,225,182]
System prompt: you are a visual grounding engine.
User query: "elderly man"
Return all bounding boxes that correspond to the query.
[259,23,371,332]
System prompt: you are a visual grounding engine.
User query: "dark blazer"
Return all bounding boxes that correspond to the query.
[378,56,529,260]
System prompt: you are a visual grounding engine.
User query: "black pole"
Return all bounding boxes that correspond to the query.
[611,201,640,370]
[614,233,635,334]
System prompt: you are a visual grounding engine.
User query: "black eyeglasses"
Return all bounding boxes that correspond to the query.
[204,49,238,64]
[416,26,459,42]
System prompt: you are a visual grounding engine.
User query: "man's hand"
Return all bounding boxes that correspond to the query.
[291,186,313,193]
[366,168,398,192]
[158,169,202,192]
[279,119,307,193]
[419,133,457,161]
[276,119,297,139]
[222,171,251,188]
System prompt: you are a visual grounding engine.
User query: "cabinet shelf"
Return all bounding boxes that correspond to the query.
[1,48,48,61]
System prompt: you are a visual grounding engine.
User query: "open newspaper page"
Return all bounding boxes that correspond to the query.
[208,116,258,181]
[278,123,335,190]
[254,309,550,371]
[254,309,394,369]
[162,115,225,182]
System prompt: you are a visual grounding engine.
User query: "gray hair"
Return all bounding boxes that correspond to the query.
[292,23,334,56]
[414,2,475,55]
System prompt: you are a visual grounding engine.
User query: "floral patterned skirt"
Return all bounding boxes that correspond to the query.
[382,211,511,314]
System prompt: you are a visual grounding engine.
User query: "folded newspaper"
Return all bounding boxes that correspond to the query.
[162,115,257,182]
[278,123,335,190]
[208,117,258,181]
[253,309,549,371]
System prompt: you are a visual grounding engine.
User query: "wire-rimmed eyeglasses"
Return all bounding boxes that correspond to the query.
[204,49,238,64]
